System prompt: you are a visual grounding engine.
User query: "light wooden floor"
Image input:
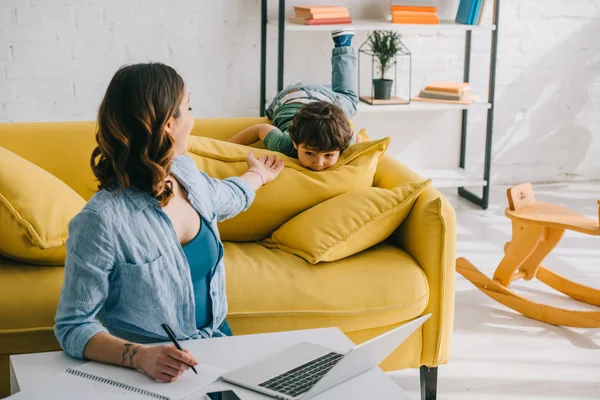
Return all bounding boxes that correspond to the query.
[389,182,600,400]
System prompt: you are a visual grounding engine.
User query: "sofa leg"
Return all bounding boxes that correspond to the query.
[419,366,438,400]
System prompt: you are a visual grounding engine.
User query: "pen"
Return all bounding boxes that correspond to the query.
[161,323,198,374]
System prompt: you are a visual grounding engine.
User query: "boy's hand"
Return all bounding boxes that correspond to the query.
[246,152,284,184]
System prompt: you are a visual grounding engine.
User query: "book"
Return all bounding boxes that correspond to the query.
[392,15,440,24]
[468,0,483,24]
[390,6,437,12]
[9,362,226,400]
[477,0,488,25]
[391,10,438,17]
[390,0,436,5]
[419,91,462,101]
[289,17,352,25]
[412,97,475,105]
[295,11,351,19]
[455,0,477,24]
[421,88,471,97]
[294,6,348,13]
[425,81,471,93]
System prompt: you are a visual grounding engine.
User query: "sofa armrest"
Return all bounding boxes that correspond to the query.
[374,155,456,367]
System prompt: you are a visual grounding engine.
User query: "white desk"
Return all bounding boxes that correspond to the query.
[10,327,412,399]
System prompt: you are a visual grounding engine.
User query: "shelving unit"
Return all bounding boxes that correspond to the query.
[358,100,491,113]
[269,18,496,33]
[259,0,500,209]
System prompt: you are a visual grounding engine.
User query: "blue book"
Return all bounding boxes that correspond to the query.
[468,0,483,24]
[455,0,476,25]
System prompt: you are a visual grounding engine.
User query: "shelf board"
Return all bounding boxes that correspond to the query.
[413,167,487,189]
[272,19,496,33]
[358,101,491,113]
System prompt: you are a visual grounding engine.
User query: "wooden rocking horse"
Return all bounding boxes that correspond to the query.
[456,183,600,328]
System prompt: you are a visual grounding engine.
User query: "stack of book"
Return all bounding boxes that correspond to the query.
[289,5,351,26]
[455,0,488,25]
[390,0,439,25]
[413,82,477,105]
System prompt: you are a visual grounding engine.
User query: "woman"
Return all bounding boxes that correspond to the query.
[54,63,284,383]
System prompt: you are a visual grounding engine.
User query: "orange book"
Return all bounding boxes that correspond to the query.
[295,11,351,19]
[391,10,437,17]
[392,15,439,24]
[390,5,437,12]
[425,82,471,93]
[289,17,352,25]
[421,88,471,98]
[294,6,348,13]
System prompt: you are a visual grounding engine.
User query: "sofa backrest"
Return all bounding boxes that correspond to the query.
[0,117,268,200]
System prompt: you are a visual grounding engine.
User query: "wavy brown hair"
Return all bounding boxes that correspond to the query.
[91,63,185,206]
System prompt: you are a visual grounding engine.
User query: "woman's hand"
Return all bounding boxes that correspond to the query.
[137,344,198,382]
[246,152,285,185]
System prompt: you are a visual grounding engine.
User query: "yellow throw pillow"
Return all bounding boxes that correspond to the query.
[261,179,431,264]
[186,136,390,242]
[0,146,86,265]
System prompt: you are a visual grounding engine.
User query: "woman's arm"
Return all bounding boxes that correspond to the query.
[197,153,284,221]
[55,209,115,358]
[84,332,198,383]
[228,124,275,145]
[241,153,285,190]
[55,209,197,383]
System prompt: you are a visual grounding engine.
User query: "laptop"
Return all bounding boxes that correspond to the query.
[221,314,430,400]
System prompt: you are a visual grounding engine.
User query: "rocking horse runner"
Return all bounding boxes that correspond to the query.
[456,183,600,328]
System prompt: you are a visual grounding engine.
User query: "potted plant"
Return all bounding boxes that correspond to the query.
[368,30,402,100]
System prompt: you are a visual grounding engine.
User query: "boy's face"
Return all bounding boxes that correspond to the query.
[294,143,340,171]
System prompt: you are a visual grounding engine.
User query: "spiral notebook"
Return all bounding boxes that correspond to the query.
[10,361,226,400]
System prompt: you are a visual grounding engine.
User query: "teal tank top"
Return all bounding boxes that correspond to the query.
[182,216,220,329]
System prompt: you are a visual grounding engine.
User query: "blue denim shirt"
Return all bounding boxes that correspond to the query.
[54,155,255,359]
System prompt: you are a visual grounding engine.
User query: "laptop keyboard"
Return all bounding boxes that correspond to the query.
[258,352,344,398]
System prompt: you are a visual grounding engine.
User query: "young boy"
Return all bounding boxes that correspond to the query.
[228,29,359,172]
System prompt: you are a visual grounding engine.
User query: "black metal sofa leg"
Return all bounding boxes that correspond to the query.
[420,366,438,400]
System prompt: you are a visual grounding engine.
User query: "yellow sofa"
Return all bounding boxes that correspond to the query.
[0,118,456,399]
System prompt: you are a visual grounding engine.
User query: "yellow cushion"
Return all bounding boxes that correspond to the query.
[0,146,85,265]
[186,136,390,242]
[0,121,98,200]
[261,180,431,264]
[357,128,370,142]
[224,242,429,334]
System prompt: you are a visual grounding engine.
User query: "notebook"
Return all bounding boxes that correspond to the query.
[10,361,226,400]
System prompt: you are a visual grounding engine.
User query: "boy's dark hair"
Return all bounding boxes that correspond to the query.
[288,101,353,153]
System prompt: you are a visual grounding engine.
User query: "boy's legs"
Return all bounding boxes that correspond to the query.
[331,29,358,117]
[266,29,358,119]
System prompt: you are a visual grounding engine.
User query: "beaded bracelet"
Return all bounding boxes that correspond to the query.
[247,170,266,186]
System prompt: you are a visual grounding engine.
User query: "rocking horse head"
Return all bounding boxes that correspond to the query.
[506,183,536,211]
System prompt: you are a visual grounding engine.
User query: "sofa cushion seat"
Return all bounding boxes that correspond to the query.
[224,242,429,334]
[0,256,63,353]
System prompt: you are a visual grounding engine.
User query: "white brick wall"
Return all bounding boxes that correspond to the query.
[0,0,598,184]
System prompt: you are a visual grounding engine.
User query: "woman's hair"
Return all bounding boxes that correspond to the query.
[91,62,185,206]
[288,101,353,153]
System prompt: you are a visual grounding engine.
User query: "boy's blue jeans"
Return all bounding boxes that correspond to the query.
[266,47,358,119]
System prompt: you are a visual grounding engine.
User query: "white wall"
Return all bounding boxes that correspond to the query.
[0,0,598,184]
